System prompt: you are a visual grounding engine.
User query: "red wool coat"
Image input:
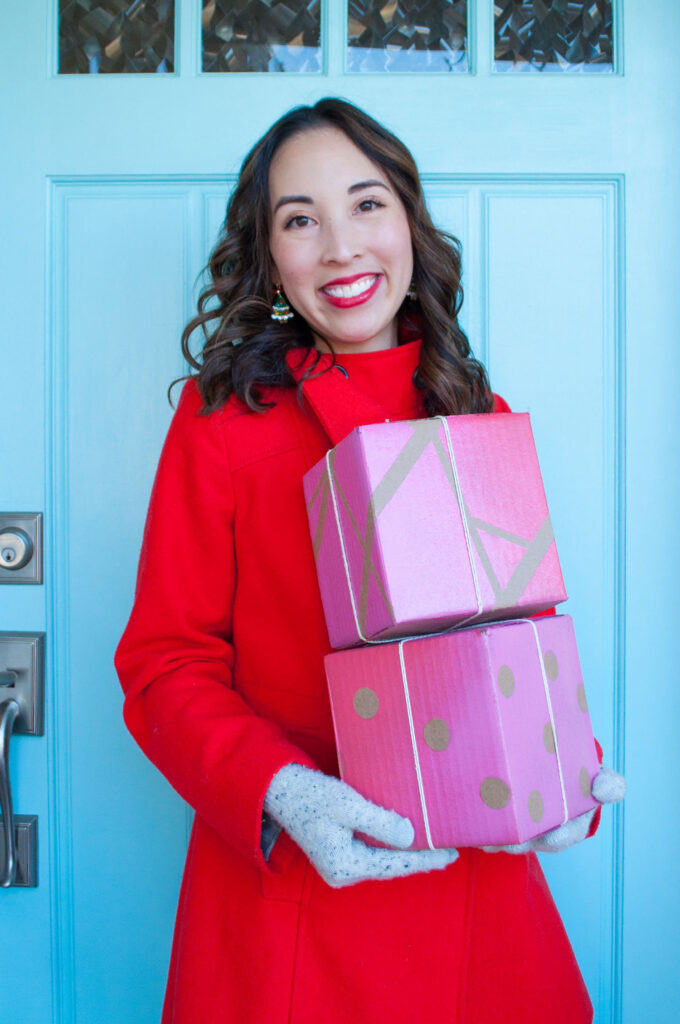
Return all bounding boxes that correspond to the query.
[115,339,597,1023]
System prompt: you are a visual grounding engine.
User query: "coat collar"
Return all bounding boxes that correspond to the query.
[285,347,395,446]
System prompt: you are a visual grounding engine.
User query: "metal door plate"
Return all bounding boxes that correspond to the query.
[0,633,44,735]
[0,513,42,584]
[0,816,38,887]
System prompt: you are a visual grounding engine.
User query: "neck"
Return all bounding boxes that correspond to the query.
[311,326,399,356]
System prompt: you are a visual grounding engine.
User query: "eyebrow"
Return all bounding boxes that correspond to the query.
[347,179,391,195]
[273,179,391,214]
[273,194,313,213]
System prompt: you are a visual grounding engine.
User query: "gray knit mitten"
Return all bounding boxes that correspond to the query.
[482,765,625,855]
[263,763,458,888]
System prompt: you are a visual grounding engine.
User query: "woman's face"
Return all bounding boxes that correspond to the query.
[268,126,414,354]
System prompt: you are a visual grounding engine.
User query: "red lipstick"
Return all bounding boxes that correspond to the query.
[322,272,376,287]
[320,273,381,309]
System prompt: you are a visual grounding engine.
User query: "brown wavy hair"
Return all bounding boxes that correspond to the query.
[179,97,493,416]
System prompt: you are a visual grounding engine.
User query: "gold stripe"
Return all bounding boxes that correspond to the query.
[431,430,458,501]
[312,474,330,561]
[358,503,378,633]
[469,518,530,547]
[468,521,503,602]
[492,514,556,611]
[327,457,395,628]
[370,421,440,517]
[306,468,327,512]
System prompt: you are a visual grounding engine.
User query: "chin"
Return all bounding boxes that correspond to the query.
[332,338,393,354]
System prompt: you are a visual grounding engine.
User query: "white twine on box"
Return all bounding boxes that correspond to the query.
[324,416,484,646]
[395,618,568,850]
[436,416,484,627]
[520,617,569,825]
[398,637,436,851]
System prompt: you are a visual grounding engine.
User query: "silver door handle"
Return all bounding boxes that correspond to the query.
[0,692,20,887]
[0,635,44,888]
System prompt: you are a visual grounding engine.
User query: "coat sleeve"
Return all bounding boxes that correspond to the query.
[114,381,317,872]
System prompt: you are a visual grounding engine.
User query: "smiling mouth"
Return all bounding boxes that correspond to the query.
[320,274,381,307]
[322,274,378,298]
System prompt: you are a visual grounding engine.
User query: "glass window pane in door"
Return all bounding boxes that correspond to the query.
[202,0,321,73]
[494,0,613,73]
[58,0,175,74]
[347,0,468,73]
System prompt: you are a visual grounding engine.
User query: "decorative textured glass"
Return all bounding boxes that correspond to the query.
[58,0,174,74]
[494,0,613,72]
[202,0,321,73]
[347,0,468,72]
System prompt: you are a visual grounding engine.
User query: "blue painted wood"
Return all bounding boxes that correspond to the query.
[58,187,190,1022]
[2,1,678,1021]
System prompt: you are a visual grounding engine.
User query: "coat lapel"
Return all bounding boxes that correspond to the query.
[285,348,390,446]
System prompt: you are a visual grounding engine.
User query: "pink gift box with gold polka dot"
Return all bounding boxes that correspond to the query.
[304,413,567,650]
[325,614,600,848]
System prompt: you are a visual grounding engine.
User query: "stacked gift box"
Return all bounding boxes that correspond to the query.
[303,413,600,849]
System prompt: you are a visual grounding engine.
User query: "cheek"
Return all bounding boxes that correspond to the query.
[381,216,413,271]
[272,241,316,291]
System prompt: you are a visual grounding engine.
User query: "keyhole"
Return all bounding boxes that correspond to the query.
[0,519,40,580]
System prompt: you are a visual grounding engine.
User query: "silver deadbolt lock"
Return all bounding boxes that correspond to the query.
[0,529,33,571]
[0,515,42,584]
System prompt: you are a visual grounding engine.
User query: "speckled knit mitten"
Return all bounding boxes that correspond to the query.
[482,765,626,855]
[263,763,458,888]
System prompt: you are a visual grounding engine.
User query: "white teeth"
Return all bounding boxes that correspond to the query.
[324,275,377,299]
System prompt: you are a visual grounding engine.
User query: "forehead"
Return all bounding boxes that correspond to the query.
[268,126,387,198]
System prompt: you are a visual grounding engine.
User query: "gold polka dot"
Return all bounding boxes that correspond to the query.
[544,650,559,681]
[424,718,450,751]
[353,687,379,719]
[480,777,511,810]
[579,766,591,798]
[528,790,544,822]
[542,722,556,754]
[497,665,515,697]
[577,683,589,712]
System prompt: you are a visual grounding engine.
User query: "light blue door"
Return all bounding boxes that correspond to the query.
[1,1,677,1021]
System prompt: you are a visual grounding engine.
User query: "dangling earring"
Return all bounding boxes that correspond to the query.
[406,278,417,301]
[271,284,294,322]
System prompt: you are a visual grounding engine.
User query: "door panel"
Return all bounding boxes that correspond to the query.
[61,187,190,1023]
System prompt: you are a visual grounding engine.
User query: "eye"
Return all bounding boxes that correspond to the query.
[356,197,386,213]
[284,213,313,229]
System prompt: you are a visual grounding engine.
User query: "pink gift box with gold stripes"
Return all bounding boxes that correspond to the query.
[303,413,567,650]
[325,614,600,848]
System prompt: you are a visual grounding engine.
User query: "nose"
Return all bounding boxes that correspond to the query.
[320,218,362,265]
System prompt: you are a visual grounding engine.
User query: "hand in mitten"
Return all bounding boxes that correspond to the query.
[263,763,458,888]
[482,765,625,855]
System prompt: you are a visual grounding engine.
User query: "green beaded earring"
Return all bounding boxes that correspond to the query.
[271,284,294,322]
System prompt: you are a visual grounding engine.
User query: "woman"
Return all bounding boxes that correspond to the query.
[115,98,623,1023]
